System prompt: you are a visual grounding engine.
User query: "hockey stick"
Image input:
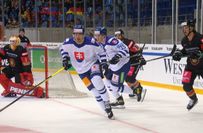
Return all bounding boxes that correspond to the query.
[131,44,177,66]
[0,67,65,112]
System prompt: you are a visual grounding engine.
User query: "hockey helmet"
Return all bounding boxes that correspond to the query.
[181,19,196,27]
[73,25,85,34]
[114,29,124,35]
[94,27,107,35]
[19,28,25,32]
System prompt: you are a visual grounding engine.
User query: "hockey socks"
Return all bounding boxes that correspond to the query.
[91,76,110,101]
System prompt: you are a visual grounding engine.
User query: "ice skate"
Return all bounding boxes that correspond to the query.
[187,98,198,111]
[104,101,115,120]
[133,86,147,102]
[110,95,125,109]
[129,93,136,98]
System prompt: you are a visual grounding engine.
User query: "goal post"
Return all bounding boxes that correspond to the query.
[27,45,49,98]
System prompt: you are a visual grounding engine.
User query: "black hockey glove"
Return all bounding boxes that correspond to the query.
[99,63,108,78]
[109,54,122,64]
[101,62,108,72]
[133,55,146,66]
[62,57,71,70]
[139,56,146,66]
[172,50,182,61]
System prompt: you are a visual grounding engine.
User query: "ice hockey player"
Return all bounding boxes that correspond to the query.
[94,27,140,109]
[114,29,147,101]
[60,25,114,120]
[172,19,203,110]
[18,28,31,48]
[0,35,44,98]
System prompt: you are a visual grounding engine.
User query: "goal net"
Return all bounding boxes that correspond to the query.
[0,42,87,98]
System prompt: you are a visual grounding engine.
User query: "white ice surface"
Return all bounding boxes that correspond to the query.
[0,75,203,133]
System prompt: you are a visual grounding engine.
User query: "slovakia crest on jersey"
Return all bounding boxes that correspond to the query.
[74,52,84,62]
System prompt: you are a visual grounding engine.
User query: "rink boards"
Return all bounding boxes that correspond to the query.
[136,44,203,94]
[1,43,203,94]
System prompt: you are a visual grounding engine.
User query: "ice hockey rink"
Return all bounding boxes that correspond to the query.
[0,75,203,133]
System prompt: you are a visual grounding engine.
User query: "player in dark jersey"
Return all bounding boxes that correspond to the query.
[0,35,44,98]
[172,19,203,110]
[18,28,31,48]
[114,29,147,102]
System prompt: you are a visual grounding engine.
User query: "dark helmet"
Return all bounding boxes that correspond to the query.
[73,25,85,34]
[19,28,25,32]
[94,27,107,35]
[187,19,196,27]
[115,29,124,35]
[181,19,196,27]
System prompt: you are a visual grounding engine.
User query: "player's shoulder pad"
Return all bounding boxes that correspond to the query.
[84,36,100,47]
[90,37,96,44]
[4,44,10,49]
[83,36,95,43]
[107,36,119,45]
[63,37,73,45]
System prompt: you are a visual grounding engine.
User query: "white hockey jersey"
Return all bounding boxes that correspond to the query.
[103,36,130,71]
[60,36,106,74]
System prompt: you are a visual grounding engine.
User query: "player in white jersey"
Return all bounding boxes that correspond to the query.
[94,27,139,109]
[60,25,114,119]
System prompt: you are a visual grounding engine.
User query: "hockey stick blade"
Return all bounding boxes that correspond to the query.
[0,67,65,112]
[141,89,147,102]
[169,44,177,56]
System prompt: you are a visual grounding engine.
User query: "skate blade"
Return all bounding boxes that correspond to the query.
[111,105,125,109]
[109,115,115,120]
[140,89,147,102]
[129,95,137,99]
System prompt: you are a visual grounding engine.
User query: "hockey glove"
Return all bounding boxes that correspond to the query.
[100,62,109,77]
[172,50,182,61]
[109,54,122,64]
[20,72,34,86]
[63,56,72,70]
[101,62,108,72]
[139,56,146,66]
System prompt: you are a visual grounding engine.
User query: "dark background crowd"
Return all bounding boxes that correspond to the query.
[0,0,196,28]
